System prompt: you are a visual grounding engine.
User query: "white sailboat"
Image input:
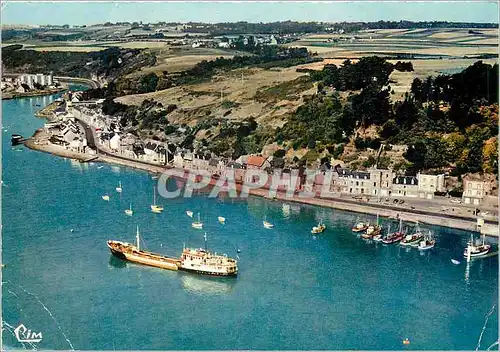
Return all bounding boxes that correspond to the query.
[102,194,110,201]
[192,213,203,229]
[263,215,274,229]
[218,216,226,223]
[125,203,133,216]
[150,186,163,213]
[186,210,194,218]
[116,181,122,193]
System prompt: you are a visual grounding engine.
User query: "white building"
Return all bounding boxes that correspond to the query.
[109,134,121,150]
[417,173,445,199]
[19,73,54,89]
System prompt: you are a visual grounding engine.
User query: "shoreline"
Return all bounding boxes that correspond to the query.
[23,130,499,237]
[2,88,65,100]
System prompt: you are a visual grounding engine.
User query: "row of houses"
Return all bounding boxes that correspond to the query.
[44,117,89,154]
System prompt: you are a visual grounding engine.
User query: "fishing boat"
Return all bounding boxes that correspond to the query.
[102,195,110,201]
[418,231,436,250]
[116,181,122,193]
[263,216,274,229]
[401,221,424,246]
[218,216,226,223]
[124,203,133,216]
[382,218,404,244]
[463,235,491,258]
[362,214,382,239]
[311,219,326,234]
[151,186,163,213]
[352,218,369,233]
[192,213,203,229]
[186,210,194,218]
[107,228,238,276]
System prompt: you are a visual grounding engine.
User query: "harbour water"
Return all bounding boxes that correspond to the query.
[1,94,498,350]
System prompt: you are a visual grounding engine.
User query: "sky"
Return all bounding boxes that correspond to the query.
[1,1,499,26]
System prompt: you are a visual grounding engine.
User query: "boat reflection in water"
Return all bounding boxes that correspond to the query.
[108,255,127,269]
[180,273,236,296]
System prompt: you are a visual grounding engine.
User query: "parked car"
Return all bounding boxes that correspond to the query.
[450,198,461,204]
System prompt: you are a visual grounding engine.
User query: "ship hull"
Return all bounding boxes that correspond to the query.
[107,241,179,271]
[179,267,238,277]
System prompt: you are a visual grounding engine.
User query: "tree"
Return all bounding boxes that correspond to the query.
[482,137,498,175]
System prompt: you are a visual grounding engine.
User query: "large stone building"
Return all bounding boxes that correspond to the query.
[417,173,445,199]
[462,174,496,205]
[391,176,419,198]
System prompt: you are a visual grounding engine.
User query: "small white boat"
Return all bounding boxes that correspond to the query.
[125,203,133,216]
[102,195,110,201]
[97,166,104,169]
[186,211,194,218]
[263,216,274,229]
[116,181,122,193]
[218,216,226,223]
[192,213,203,229]
[151,186,163,213]
[451,259,461,265]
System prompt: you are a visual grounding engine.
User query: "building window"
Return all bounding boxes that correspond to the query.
[356,181,359,186]
[374,182,376,187]
[361,188,364,194]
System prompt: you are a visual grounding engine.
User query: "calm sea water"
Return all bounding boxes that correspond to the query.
[1,93,498,350]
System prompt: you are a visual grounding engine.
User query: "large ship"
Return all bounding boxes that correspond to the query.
[107,227,238,277]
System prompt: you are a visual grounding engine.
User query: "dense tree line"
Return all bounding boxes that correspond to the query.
[310,56,396,90]
[1,45,156,80]
[279,60,498,175]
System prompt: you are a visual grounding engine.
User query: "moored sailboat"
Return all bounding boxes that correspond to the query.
[116,180,122,193]
[192,213,203,229]
[186,210,194,218]
[125,203,133,216]
[218,216,226,223]
[102,194,110,201]
[151,186,163,213]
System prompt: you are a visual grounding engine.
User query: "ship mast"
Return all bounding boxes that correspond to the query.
[136,226,140,250]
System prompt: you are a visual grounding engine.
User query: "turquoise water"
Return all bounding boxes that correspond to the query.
[1,94,498,350]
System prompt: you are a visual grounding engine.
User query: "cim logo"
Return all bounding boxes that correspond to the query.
[14,324,43,343]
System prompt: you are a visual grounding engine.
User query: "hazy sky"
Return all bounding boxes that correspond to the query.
[2,1,499,26]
